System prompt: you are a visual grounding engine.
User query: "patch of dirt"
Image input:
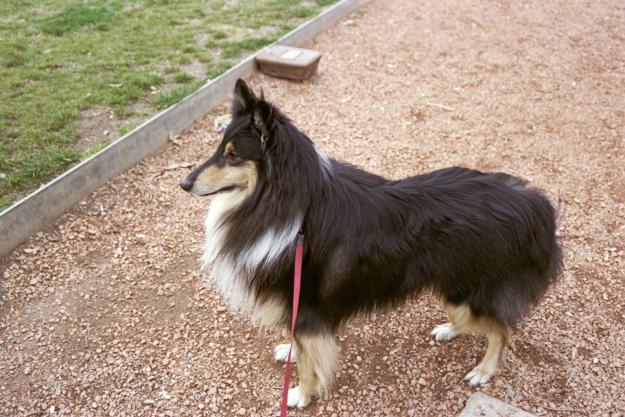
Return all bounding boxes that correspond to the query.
[126,101,155,128]
[77,105,152,153]
[194,32,211,48]
[203,23,281,43]
[2,1,625,417]
[76,106,118,152]
[182,60,208,79]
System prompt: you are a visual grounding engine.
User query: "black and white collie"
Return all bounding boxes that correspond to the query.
[180,79,562,408]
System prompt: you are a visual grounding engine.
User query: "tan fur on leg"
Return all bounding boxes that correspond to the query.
[464,329,507,386]
[438,300,510,386]
[287,333,338,409]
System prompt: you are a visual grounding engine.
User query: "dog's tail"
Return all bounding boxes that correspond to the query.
[546,195,565,286]
[555,196,566,239]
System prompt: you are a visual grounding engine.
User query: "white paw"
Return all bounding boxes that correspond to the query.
[464,366,494,386]
[431,323,459,342]
[287,386,310,408]
[274,343,297,363]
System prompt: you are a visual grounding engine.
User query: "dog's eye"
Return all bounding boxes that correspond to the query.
[225,152,242,165]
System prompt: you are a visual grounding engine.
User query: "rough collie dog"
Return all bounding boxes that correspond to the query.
[180,79,562,409]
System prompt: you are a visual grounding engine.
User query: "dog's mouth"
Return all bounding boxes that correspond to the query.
[193,185,237,197]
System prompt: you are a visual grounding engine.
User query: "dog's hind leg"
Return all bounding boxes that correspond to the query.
[287,332,338,409]
[440,301,510,386]
[464,326,508,386]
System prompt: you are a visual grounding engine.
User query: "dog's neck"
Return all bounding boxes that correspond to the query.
[202,130,329,273]
[201,189,250,267]
[202,188,303,272]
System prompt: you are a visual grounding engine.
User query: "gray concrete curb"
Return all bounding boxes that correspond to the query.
[0,0,365,259]
[458,393,536,417]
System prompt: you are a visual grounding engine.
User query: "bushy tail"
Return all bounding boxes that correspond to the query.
[544,196,564,287]
[555,197,566,238]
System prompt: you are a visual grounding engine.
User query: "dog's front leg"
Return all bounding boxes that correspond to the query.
[287,332,338,409]
[274,343,297,363]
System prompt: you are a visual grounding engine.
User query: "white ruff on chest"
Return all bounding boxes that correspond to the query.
[201,191,301,326]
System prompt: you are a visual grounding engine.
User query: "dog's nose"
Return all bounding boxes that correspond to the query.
[180,178,193,192]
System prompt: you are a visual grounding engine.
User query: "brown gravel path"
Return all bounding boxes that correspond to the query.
[2,1,624,416]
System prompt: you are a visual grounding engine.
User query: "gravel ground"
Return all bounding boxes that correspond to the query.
[1,0,624,416]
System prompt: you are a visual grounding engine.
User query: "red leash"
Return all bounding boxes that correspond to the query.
[279,233,304,417]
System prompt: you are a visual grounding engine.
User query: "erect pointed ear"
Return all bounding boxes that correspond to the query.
[231,78,256,115]
[253,99,274,144]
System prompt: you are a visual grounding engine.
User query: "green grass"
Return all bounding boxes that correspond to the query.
[154,81,204,110]
[83,140,110,158]
[0,0,337,211]
[38,5,117,36]
[118,123,138,137]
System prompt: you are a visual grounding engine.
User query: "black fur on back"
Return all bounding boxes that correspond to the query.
[208,80,562,335]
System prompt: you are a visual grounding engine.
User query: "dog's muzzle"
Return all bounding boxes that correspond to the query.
[180,177,193,192]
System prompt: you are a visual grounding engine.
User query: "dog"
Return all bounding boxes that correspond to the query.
[180,79,562,409]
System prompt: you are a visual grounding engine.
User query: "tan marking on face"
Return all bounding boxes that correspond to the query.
[193,160,257,196]
[224,142,235,157]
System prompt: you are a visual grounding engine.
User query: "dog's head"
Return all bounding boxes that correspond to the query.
[180,79,278,197]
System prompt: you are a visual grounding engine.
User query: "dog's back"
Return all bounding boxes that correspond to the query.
[394,166,562,328]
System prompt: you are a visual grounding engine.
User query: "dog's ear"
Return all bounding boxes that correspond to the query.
[253,99,273,143]
[232,78,256,115]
